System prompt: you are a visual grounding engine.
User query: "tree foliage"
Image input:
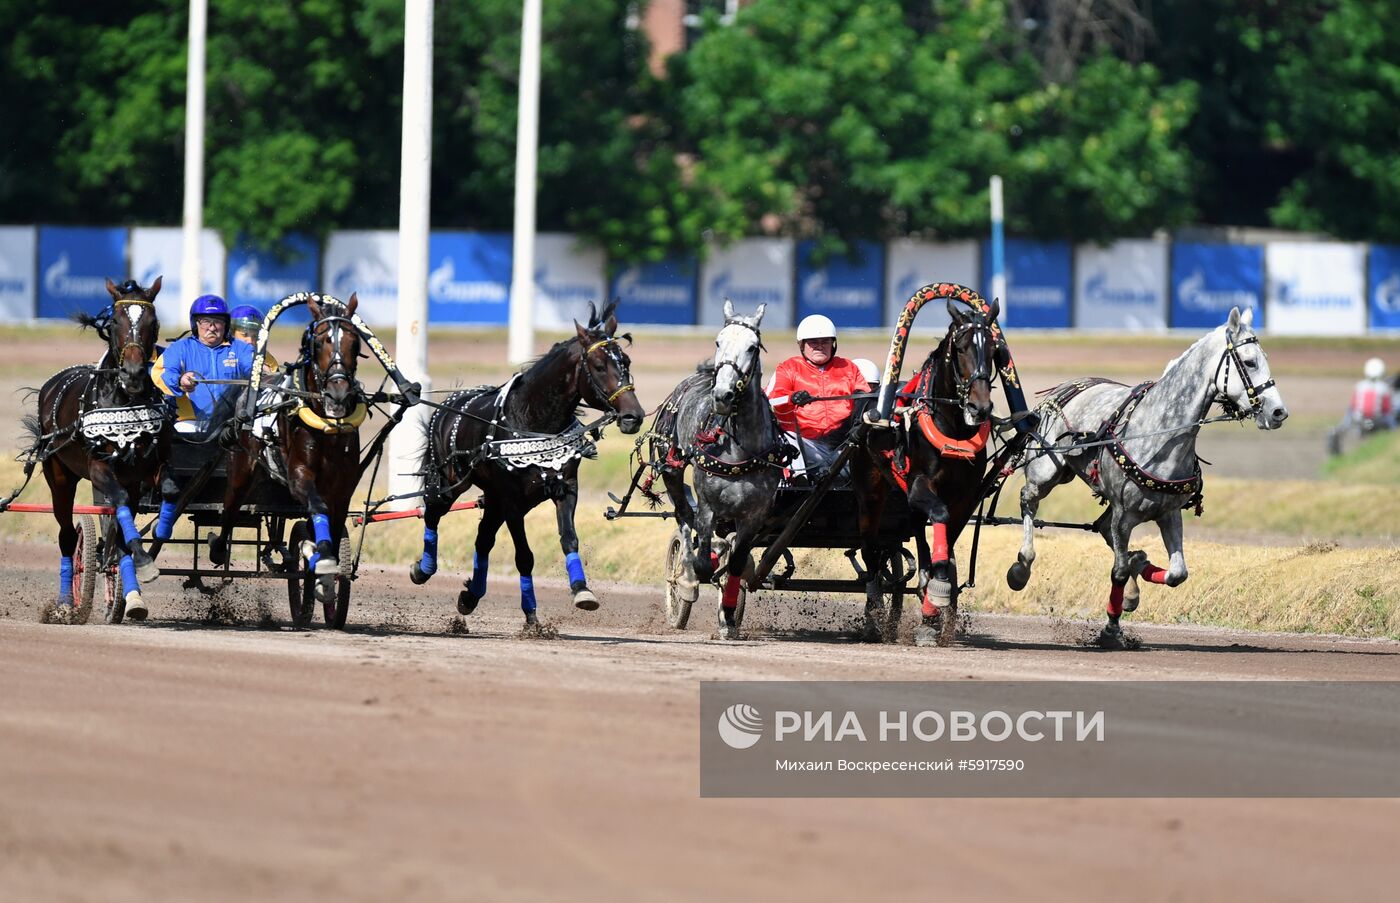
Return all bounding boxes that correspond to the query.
[1,0,1398,256]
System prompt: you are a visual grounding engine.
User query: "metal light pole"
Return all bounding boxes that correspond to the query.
[388,0,435,509]
[508,0,542,364]
[990,175,1006,308]
[180,0,208,299]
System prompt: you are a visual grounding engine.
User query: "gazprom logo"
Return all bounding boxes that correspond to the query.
[1085,271,1155,306]
[1008,280,1065,308]
[615,266,689,306]
[1375,273,1400,314]
[1177,268,1258,313]
[332,260,397,299]
[895,270,921,301]
[233,259,306,302]
[802,270,875,309]
[428,258,506,304]
[44,253,108,299]
[1275,278,1353,309]
[709,271,780,306]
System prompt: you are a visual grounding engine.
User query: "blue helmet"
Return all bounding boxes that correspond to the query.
[189,294,229,332]
[229,304,263,336]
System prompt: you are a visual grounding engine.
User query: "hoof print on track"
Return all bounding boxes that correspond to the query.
[445,616,470,636]
[517,621,558,640]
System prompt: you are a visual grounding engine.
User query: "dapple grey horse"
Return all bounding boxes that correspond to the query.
[658,301,786,639]
[1008,306,1288,648]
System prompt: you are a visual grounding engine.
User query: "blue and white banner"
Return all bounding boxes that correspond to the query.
[0,225,36,319]
[983,239,1072,329]
[37,226,128,320]
[427,232,511,325]
[535,233,607,330]
[700,238,795,328]
[226,234,319,326]
[1367,245,1400,331]
[886,240,979,334]
[1074,240,1169,330]
[1266,242,1366,336]
[796,240,883,329]
[610,256,697,325]
[1170,243,1264,330]
[129,226,226,328]
[325,230,399,326]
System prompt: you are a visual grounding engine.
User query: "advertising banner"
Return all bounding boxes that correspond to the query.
[796,240,883,329]
[609,255,697,325]
[886,240,978,334]
[226,234,320,327]
[1367,244,1400,331]
[1170,243,1264,329]
[0,225,36,319]
[1265,242,1366,336]
[982,239,1072,329]
[129,226,226,327]
[534,233,607,330]
[427,232,511,326]
[1073,239,1169,330]
[699,238,795,328]
[37,226,128,320]
[324,230,400,326]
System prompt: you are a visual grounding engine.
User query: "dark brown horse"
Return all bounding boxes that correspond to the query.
[209,293,364,628]
[411,301,645,627]
[851,294,1000,646]
[22,277,170,621]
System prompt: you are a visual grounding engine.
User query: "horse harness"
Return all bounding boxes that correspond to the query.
[1213,329,1275,420]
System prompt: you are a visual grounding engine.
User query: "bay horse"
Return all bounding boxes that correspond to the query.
[21,277,170,621]
[1008,305,1287,648]
[411,300,645,627]
[209,293,365,628]
[851,293,1001,646]
[650,300,786,638]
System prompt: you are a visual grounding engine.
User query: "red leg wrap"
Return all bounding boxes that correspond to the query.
[1108,581,1125,617]
[722,574,743,609]
[1140,563,1169,585]
[929,522,949,564]
[709,552,720,570]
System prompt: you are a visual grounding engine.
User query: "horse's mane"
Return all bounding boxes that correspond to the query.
[70,309,112,342]
[1158,324,1224,379]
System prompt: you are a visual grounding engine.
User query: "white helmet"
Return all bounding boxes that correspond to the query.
[853,358,880,384]
[796,314,837,342]
[1365,357,1386,380]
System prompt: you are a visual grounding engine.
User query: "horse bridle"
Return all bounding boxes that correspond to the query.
[581,335,635,408]
[303,305,362,402]
[933,317,996,409]
[108,298,157,397]
[713,319,765,400]
[1213,328,1275,419]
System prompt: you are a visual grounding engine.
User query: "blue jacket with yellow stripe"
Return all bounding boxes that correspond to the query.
[151,336,258,423]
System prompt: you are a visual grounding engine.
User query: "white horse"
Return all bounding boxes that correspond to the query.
[1007,306,1288,647]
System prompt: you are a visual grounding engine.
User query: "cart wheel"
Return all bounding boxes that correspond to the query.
[326,536,353,630]
[97,516,126,624]
[287,522,314,627]
[877,547,912,642]
[663,528,693,629]
[73,515,98,623]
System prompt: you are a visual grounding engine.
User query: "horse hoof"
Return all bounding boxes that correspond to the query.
[314,575,335,605]
[134,552,160,584]
[457,590,480,616]
[1006,560,1030,592]
[207,532,227,566]
[1096,625,1128,650]
[314,557,338,576]
[861,611,883,643]
[914,617,941,647]
[409,562,432,585]
[124,592,148,621]
[1123,584,1141,613]
[524,611,539,627]
[573,588,599,611]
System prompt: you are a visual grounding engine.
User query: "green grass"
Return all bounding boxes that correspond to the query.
[1323,428,1400,485]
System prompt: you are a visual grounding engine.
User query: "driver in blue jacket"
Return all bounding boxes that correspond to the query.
[148,294,258,540]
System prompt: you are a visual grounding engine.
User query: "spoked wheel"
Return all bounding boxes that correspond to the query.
[663,527,693,629]
[313,536,354,630]
[287,522,314,628]
[73,515,97,623]
[98,515,125,624]
[869,546,916,643]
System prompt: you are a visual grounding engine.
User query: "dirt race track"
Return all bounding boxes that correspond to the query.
[2,541,1399,902]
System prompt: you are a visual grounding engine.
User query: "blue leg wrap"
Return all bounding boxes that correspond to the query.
[468,552,488,598]
[116,505,141,545]
[520,575,536,614]
[308,552,321,573]
[312,514,332,547]
[418,527,438,576]
[155,500,179,541]
[565,551,586,586]
[119,555,138,597]
[58,556,74,602]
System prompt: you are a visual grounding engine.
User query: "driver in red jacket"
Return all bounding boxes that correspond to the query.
[766,314,871,479]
